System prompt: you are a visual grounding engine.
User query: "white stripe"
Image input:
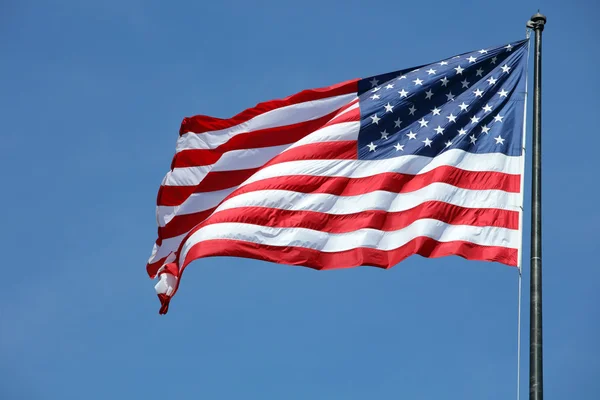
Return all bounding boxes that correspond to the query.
[244,149,522,187]
[176,93,356,152]
[163,166,211,187]
[332,100,359,118]
[148,250,176,269]
[283,121,360,152]
[148,242,159,262]
[164,144,291,186]
[215,184,521,215]
[180,220,519,264]
[149,233,186,264]
[157,187,237,227]
[212,145,292,172]
[154,272,177,296]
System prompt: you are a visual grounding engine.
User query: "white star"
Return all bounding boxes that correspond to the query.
[440,77,449,86]
[454,65,465,75]
[458,128,467,135]
[501,64,511,74]
[473,89,484,97]
[425,89,434,100]
[499,89,509,97]
[476,68,484,77]
[413,78,424,86]
[487,76,498,85]
[367,142,377,151]
[467,56,477,63]
[369,78,379,87]
[494,114,504,123]
[505,44,513,52]
[445,140,453,148]
[370,114,381,124]
[434,126,444,135]
[471,115,480,124]
[431,107,441,116]
[446,92,455,101]
[418,118,429,128]
[469,134,478,144]
[394,143,404,151]
[398,89,409,98]
[440,61,449,66]
[483,104,493,112]
[458,102,469,111]
[394,118,402,128]
[408,105,417,115]
[397,75,407,80]
[479,49,488,54]
[372,86,381,93]
[491,56,498,64]
[423,137,433,147]
[447,113,457,123]
[495,135,505,145]
[381,130,389,140]
[406,131,417,140]
[385,83,394,89]
[370,93,380,100]
[481,125,491,134]
[427,68,437,75]
[412,68,420,72]
[461,79,470,88]
[384,103,394,113]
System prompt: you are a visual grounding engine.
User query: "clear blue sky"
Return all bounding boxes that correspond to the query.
[1,1,598,399]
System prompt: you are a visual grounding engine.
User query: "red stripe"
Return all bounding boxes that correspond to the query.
[181,237,518,272]
[160,200,517,244]
[201,202,519,232]
[147,255,169,278]
[156,236,517,311]
[179,79,359,135]
[172,107,351,169]
[324,104,360,126]
[337,97,359,112]
[157,168,259,206]
[157,235,517,314]
[158,207,217,239]
[159,196,518,242]
[233,166,520,198]
[266,141,357,165]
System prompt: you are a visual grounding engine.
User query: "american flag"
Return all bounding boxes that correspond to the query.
[148,39,529,314]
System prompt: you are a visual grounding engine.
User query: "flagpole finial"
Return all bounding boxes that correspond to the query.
[527,12,547,30]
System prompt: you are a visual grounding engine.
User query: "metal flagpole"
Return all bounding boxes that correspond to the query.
[526,11,546,400]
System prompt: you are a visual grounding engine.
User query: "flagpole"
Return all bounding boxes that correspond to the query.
[526,11,546,400]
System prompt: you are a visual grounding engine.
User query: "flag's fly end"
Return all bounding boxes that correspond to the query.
[154,268,178,315]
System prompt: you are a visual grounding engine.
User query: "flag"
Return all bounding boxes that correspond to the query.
[148,39,529,314]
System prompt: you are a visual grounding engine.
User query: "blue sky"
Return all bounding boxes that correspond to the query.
[1,0,598,399]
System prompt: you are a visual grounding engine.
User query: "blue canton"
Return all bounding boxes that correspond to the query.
[357,40,529,159]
